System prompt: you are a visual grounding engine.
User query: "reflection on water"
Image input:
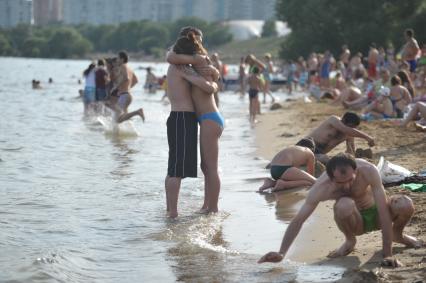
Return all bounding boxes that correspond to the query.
[0,57,346,282]
[110,139,137,179]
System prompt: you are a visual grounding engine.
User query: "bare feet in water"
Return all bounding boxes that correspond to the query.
[258,178,276,192]
[196,208,209,214]
[258,251,284,263]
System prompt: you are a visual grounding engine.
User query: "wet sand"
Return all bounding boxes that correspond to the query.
[255,99,426,282]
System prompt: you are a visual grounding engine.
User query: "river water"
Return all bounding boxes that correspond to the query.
[0,57,345,282]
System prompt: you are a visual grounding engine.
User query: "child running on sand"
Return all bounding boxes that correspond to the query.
[248,67,262,123]
[258,138,317,192]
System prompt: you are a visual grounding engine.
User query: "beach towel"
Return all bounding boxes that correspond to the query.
[384,175,426,187]
[400,183,426,192]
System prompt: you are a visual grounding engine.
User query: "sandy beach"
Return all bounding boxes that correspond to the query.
[255,99,426,282]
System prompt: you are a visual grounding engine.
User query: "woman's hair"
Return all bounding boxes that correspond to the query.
[391,75,402,86]
[179,26,203,38]
[397,70,415,97]
[173,31,207,55]
[83,63,96,77]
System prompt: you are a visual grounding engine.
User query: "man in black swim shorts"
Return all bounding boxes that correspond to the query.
[164,26,219,218]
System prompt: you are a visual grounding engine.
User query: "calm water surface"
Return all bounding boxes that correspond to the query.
[0,57,344,282]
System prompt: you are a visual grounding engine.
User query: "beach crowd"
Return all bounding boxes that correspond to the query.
[71,25,425,271]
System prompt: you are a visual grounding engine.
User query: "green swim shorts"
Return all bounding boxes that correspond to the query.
[360,204,379,233]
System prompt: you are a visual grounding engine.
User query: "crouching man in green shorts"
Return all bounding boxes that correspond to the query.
[259,153,423,267]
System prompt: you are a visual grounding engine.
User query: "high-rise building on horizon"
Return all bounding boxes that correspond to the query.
[33,0,63,25]
[0,0,32,28]
[61,0,276,26]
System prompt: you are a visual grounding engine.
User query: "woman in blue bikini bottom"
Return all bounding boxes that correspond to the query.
[198,112,225,128]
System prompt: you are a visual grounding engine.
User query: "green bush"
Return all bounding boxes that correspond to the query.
[276,0,426,59]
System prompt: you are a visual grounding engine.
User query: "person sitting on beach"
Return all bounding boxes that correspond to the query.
[361,87,394,120]
[259,153,423,267]
[258,138,317,193]
[247,66,262,124]
[389,75,412,118]
[367,43,379,80]
[322,72,346,101]
[399,101,426,128]
[397,70,415,98]
[306,112,375,164]
[343,69,391,110]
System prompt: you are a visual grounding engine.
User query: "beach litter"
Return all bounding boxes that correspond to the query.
[377,156,411,184]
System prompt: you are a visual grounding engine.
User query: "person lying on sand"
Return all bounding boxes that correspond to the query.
[258,138,317,192]
[306,112,375,164]
[399,101,426,128]
[259,153,423,268]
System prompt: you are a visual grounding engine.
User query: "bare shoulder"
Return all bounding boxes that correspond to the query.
[307,173,333,202]
[328,115,341,123]
[356,159,380,178]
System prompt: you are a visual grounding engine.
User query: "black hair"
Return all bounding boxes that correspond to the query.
[179,26,203,38]
[118,51,128,63]
[97,59,105,66]
[405,29,414,38]
[341,112,360,127]
[83,63,96,77]
[326,153,357,179]
[322,92,334,99]
[252,66,259,74]
[397,70,414,97]
[391,75,401,86]
[295,138,316,152]
[173,31,206,55]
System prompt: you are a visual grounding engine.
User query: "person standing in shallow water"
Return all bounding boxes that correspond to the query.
[247,67,262,124]
[167,32,223,214]
[109,51,145,123]
[164,26,220,218]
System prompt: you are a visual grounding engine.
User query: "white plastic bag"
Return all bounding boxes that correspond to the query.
[377,156,411,184]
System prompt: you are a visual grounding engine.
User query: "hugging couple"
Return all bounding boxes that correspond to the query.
[164,26,224,218]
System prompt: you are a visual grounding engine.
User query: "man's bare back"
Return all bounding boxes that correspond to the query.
[306,113,374,157]
[307,116,349,154]
[270,146,314,169]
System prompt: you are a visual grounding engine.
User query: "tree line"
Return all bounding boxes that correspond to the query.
[276,0,426,59]
[0,17,233,59]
